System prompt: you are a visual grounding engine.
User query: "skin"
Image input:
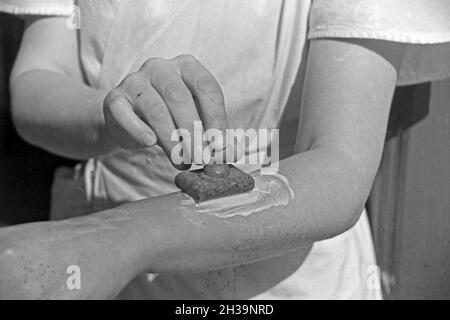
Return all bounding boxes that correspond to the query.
[10,17,230,167]
[1,16,406,299]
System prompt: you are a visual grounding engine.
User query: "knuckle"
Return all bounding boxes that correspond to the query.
[142,57,164,70]
[196,75,221,94]
[175,54,197,64]
[164,81,191,103]
[104,90,117,106]
[121,72,142,87]
[151,110,170,123]
[111,94,128,107]
[104,89,124,107]
[143,101,169,122]
[146,101,166,115]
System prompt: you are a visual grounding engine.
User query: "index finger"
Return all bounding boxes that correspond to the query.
[173,55,230,133]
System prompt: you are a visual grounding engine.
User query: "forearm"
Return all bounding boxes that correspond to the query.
[0,214,144,299]
[117,147,371,275]
[11,70,115,159]
[0,147,370,299]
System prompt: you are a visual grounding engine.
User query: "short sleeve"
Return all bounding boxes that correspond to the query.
[0,0,74,16]
[308,0,450,85]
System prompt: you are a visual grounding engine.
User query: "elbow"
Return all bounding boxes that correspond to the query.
[10,75,27,136]
[9,73,38,146]
[318,196,366,242]
[337,164,372,237]
[311,147,375,241]
[339,197,366,236]
[10,103,31,145]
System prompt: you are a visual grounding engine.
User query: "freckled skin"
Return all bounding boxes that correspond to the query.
[0,217,142,299]
[0,140,371,300]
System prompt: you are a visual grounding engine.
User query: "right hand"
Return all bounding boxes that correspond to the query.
[103,54,230,170]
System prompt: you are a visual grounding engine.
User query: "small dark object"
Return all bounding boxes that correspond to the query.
[175,165,255,203]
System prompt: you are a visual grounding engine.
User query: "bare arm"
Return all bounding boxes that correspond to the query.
[0,39,405,299]
[11,17,230,163]
[138,38,405,274]
[10,17,113,159]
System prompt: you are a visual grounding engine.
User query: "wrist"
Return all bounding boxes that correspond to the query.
[90,91,119,156]
[97,121,119,156]
[104,206,159,276]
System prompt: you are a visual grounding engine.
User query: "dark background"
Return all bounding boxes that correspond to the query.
[0,14,75,226]
[1,13,449,299]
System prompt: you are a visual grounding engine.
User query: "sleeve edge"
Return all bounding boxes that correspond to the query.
[0,5,74,17]
[308,29,450,45]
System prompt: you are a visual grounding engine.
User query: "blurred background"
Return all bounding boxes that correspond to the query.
[1,13,449,299]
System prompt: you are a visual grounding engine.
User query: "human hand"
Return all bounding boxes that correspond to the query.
[103,55,230,170]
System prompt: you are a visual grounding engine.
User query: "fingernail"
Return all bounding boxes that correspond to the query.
[142,132,156,146]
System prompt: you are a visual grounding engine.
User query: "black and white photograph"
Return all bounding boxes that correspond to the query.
[0,0,449,305]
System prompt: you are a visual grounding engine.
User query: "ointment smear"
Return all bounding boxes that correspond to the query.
[180,173,294,218]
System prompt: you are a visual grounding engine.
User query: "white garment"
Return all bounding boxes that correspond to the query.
[2,0,450,299]
[308,0,450,85]
[0,0,73,15]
